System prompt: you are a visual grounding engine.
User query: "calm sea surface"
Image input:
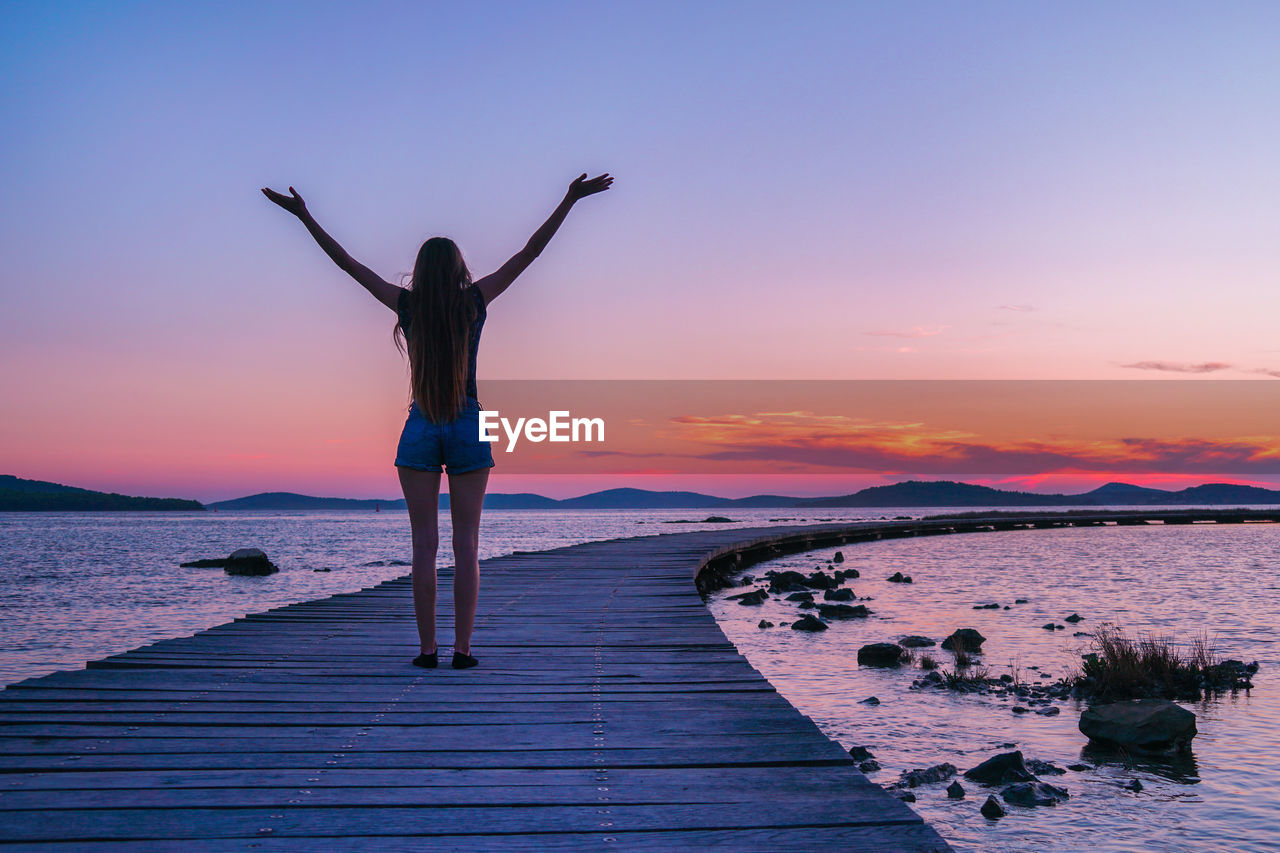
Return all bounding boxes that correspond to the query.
[0,506,895,685]
[710,520,1280,853]
[2,507,1276,852]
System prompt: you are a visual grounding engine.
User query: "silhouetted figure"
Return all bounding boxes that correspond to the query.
[262,172,613,668]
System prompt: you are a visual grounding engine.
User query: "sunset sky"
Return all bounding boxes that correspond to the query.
[2,2,1277,502]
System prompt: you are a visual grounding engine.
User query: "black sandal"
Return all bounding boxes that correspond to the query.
[451,651,479,670]
[412,650,438,668]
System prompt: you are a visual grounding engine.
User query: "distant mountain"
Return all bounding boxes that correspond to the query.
[1155,483,1280,505]
[800,480,1078,508]
[206,480,1280,510]
[1080,482,1171,502]
[469,492,560,509]
[206,491,561,510]
[557,488,736,509]
[206,492,406,511]
[0,475,204,512]
[23,476,1278,514]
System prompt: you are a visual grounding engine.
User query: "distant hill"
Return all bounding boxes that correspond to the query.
[205,491,561,510]
[557,488,736,509]
[206,492,406,511]
[1079,482,1172,503]
[17,475,1280,513]
[0,475,204,512]
[800,481,1077,508]
[1156,483,1280,505]
[205,480,1280,510]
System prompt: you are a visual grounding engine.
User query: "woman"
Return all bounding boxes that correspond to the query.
[262,172,613,669]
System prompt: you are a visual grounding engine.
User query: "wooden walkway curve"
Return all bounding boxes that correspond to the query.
[4,509,1275,850]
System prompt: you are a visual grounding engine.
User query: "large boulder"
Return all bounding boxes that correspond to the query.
[963,751,1035,785]
[857,643,905,667]
[941,628,986,653]
[224,548,278,576]
[1079,699,1197,754]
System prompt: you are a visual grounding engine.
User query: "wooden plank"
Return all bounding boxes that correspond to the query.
[0,823,952,852]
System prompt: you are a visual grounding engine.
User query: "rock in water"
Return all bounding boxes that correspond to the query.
[941,628,986,653]
[898,763,958,788]
[790,614,828,632]
[1025,759,1066,776]
[900,635,936,648]
[757,619,773,629]
[224,548,278,576]
[963,751,1035,785]
[947,780,965,798]
[858,642,905,667]
[823,587,855,601]
[817,603,872,620]
[981,795,1006,819]
[804,570,837,589]
[833,551,844,563]
[1079,699,1197,754]
[1001,781,1070,807]
[848,746,874,761]
[180,557,227,568]
[859,759,881,772]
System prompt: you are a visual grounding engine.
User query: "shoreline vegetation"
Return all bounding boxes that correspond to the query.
[6,473,1280,512]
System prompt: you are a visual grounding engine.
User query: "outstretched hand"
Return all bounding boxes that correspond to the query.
[261,185,307,217]
[566,172,613,202]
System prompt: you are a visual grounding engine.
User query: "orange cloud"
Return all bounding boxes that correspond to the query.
[658,411,1280,474]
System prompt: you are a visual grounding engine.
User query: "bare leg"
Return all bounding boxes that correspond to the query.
[398,466,442,655]
[447,467,489,655]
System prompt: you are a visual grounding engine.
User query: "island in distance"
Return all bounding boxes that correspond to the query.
[5,474,1280,512]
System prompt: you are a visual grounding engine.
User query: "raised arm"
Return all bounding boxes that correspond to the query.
[261,186,403,311]
[474,172,612,306]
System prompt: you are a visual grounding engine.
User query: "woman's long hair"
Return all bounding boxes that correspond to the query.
[394,237,477,423]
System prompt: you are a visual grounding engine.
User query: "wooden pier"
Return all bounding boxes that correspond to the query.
[3,509,1276,850]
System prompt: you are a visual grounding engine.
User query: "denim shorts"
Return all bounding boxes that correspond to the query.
[395,397,495,474]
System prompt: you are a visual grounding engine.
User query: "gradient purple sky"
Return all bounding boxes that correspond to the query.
[2,2,1277,501]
